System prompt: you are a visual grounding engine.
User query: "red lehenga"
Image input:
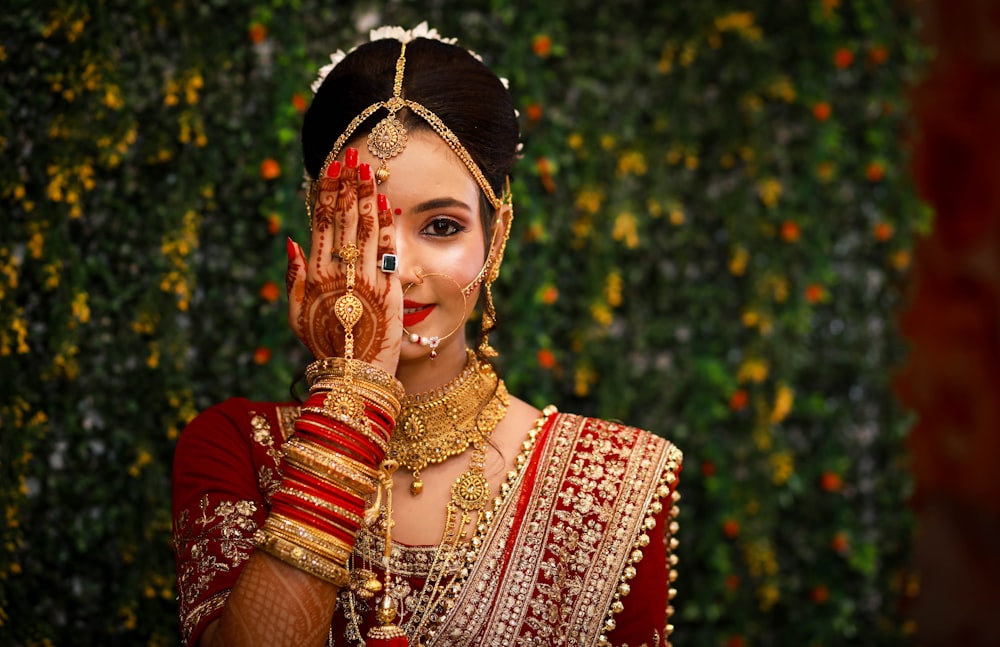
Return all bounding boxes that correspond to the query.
[173,397,682,646]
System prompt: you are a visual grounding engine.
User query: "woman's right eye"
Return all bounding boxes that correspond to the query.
[421,218,467,237]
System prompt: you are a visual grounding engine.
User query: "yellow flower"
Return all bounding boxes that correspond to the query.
[605,271,623,307]
[737,358,769,383]
[147,342,160,369]
[102,85,124,110]
[740,94,763,113]
[769,384,794,424]
[729,246,749,276]
[616,150,648,177]
[768,275,789,302]
[757,177,782,208]
[574,188,604,215]
[770,450,794,485]
[574,365,597,397]
[612,212,639,249]
[679,40,697,66]
[43,261,62,290]
[657,42,677,75]
[647,199,663,218]
[567,132,584,150]
[767,76,797,103]
[741,309,759,327]
[668,208,685,226]
[600,134,616,151]
[71,291,90,325]
[591,303,613,328]
[757,583,780,611]
[743,537,778,577]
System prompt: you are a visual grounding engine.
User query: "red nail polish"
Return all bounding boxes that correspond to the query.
[345,147,358,168]
[394,208,402,215]
[286,237,296,261]
[326,160,341,178]
[360,163,372,182]
[377,193,388,210]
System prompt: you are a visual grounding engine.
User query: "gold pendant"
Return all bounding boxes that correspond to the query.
[451,471,490,512]
[335,293,363,331]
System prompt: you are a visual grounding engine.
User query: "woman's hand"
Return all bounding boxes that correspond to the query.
[287,147,403,376]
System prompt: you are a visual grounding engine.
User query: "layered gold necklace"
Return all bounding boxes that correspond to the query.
[390,349,508,498]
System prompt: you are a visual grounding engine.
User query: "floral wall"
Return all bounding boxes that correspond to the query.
[1,1,924,645]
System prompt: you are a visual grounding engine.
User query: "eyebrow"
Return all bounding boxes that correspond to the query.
[412,197,474,213]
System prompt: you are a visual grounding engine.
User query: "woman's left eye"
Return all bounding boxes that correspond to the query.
[422,218,466,237]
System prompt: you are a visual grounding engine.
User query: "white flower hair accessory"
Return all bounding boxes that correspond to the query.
[309,21,507,94]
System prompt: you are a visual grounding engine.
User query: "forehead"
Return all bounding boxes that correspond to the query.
[356,129,479,208]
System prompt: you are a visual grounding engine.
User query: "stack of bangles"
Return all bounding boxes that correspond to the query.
[253,357,404,586]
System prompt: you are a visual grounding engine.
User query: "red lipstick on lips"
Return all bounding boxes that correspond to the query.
[403,300,435,328]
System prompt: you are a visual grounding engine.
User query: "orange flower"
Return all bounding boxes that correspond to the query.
[804,283,826,304]
[724,574,740,591]
[259,280,280,303]
[253,347,272,364]
[537,348,556,369]
[701,460,716,477]
[267,213,282,235]
[525,103,543,123]
[833,47,854,68]
[722,519,741,539]
[260,158,281,180]
[831,531,850,554]
[727,635,746,647]
[812,101,831,122]
[868,45,889,65]
[780,220,801,242]
[291,92,307,113]
[729,389,749,411]
[532,34,552,58]
[811,585,830,604]
[866,161,885,182]
[248,22,267,44]
[537,157,556,193]
[540,285,559,305]
[873,222,893,241]
[820,471,843,492]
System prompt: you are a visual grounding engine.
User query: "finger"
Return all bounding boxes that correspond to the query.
[375,193,397,264]
[285,237,307,338]
[356,163,379,283]
[333,147,361,256]
[308,161,342,280]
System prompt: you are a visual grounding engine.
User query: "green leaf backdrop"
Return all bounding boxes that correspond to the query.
[1,1,923,645]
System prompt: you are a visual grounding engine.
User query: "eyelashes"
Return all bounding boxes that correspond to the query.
[420,217,467,237]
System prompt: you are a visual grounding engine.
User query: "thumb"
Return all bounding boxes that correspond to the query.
[285,237,307,336]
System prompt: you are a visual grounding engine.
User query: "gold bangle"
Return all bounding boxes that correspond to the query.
[309,379,402,420]
[254,529,352,587]
[263,512,355,564]
[265,518,357,564]
[283,444,377,499]
[285,437,379,483]
[305,357,404,402]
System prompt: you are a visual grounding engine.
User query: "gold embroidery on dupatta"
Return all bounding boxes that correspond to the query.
[437,414,677,646]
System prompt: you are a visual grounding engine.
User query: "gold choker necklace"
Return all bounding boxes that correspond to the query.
[390,350,508,496]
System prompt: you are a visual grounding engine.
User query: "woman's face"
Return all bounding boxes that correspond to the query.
[353,129,487,362]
